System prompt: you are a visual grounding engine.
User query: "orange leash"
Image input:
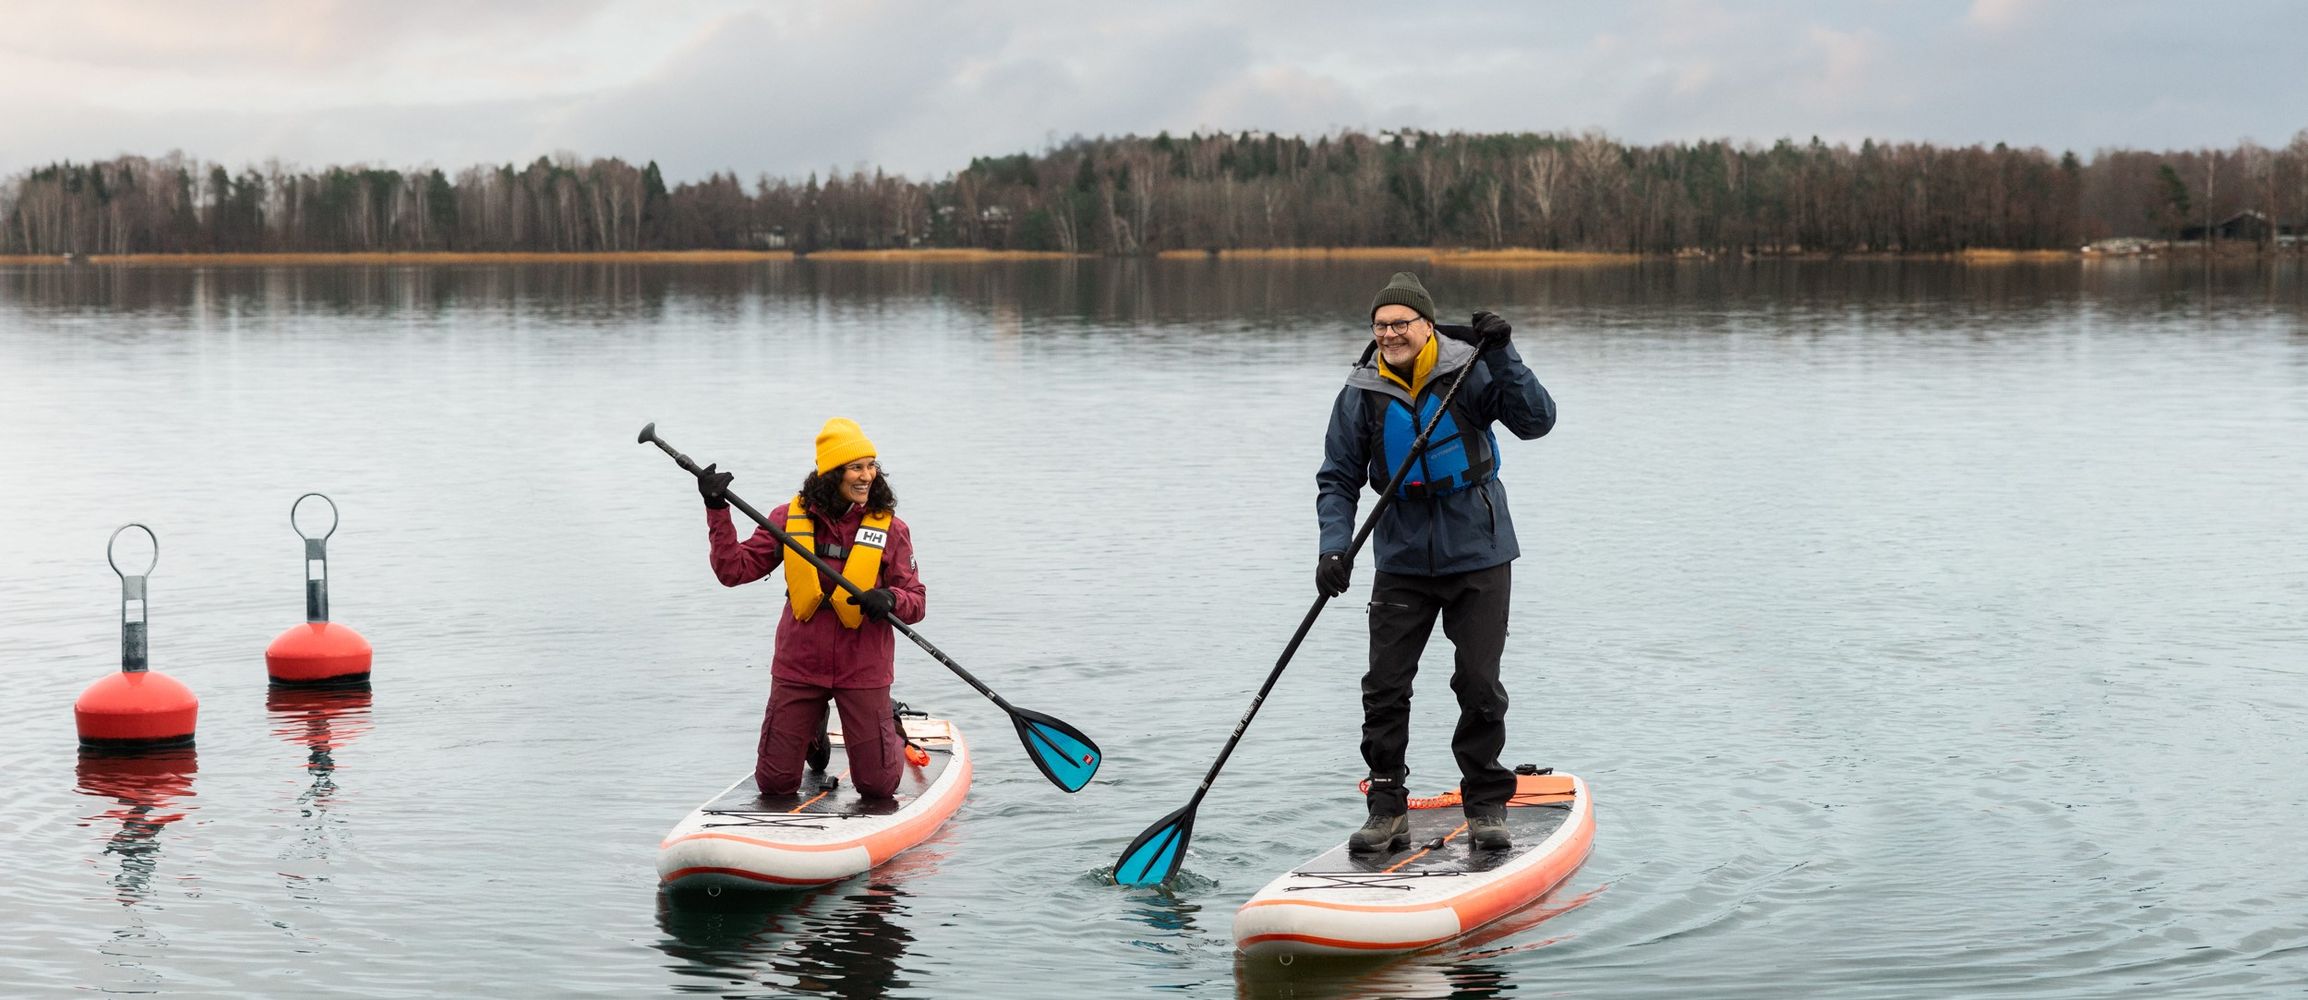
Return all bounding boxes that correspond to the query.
[1358,772,1574,810]
[790,768,853,813]
[1358,778,1464,810]
[1383,821,1469,873]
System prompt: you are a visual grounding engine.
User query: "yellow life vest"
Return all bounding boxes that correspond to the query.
[782,497,895,629]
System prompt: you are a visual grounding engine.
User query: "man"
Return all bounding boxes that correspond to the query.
[1315,271,1556,852]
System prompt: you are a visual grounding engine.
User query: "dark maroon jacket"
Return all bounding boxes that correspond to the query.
[706,501,926,688]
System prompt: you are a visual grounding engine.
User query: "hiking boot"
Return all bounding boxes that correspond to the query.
[1347,812,1410,854]
[1467,811,1511,851]
[805,732,831,774]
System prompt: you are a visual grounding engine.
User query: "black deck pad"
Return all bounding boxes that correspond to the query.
[1290,799,1573,885]
[697,741,953,824]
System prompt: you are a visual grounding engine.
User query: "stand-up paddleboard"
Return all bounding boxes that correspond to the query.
[658,713,970,892]
[1233,769,1594,957]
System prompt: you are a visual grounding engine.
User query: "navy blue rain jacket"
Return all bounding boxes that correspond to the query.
[1315,325,1556,577]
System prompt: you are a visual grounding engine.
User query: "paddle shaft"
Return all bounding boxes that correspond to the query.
[640,429,1011,712]
[1181,350,1484,811]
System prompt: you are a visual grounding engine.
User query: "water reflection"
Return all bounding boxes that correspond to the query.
[1115,880,1210,956]
[267,685,373,882]
[1233,952,1511,1000]
[655,850,939,999]
[7,259,2296,333]
[268,685,375,768]
[1126,890,1205,937]
[73,749,199,904]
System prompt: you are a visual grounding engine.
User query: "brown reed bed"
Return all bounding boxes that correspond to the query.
[1953,248,2078,263]
[799,248,1086,262]
[1431,249,1645,267]
[1154,247,1641,265]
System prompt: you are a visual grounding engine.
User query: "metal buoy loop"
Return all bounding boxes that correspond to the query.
[107,523,158,578]
[291,493,338,623]
[291,493,339,541]
[107,523,157,673]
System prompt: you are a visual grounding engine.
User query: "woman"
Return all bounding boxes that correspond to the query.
[699,417,926,799]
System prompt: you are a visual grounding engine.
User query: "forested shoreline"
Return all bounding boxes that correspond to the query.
[6,129,2305,257]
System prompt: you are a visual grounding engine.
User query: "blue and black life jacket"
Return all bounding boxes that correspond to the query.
[1367,385,1498,500]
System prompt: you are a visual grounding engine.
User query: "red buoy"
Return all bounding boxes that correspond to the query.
[76,671,199,748]
[76,524,199,750]
[266,623,373,686]
[266,494,372,687]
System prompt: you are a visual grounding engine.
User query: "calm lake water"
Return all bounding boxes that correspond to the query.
[2,257,2304,998]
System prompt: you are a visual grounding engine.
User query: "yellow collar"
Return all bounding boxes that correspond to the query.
[1378,333,1438,395]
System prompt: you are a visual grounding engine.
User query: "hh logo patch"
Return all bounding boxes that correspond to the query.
[855,527,889,549]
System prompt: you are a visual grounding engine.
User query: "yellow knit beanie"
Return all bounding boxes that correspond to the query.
[814,417,876,474]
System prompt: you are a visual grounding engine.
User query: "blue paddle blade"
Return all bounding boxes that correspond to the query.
[1115,804,1195,887]
[1010,707,1101,793]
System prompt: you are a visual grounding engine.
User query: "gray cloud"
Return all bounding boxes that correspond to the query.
[541,7,1009,179]
[2,0,2302,184]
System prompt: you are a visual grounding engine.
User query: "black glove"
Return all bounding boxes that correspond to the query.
[805,730,831,773]
[696,463,733,508]
[1471,311,1512,353]
[1316,552,1352,597]
[855,587,897,622]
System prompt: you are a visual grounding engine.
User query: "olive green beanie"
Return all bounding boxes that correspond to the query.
[1369,271,1435,323]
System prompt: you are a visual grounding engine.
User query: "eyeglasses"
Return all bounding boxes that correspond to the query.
[839,459,881,476]
[1372,318,1424,336]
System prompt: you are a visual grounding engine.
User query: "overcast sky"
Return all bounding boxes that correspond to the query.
[4,0,2303,183]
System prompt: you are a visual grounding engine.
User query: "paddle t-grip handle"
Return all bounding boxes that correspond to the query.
[640,424,718,484]
[637,422,703,475]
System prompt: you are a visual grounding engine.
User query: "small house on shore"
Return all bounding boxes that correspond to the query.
[2179,210,2302,243]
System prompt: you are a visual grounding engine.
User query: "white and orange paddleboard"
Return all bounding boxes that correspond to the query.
[657,714,970,892]
[1232,770,1594,958]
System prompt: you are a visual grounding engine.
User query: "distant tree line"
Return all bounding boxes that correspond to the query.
[6,130,2306,256]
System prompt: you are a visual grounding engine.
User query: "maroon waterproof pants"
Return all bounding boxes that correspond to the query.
[755,679,902,798]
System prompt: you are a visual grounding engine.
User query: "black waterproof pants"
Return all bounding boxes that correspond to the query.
[1360,561,1515,817]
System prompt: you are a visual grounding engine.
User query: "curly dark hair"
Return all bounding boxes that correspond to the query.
[799,464,897,517]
